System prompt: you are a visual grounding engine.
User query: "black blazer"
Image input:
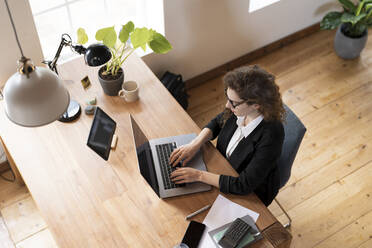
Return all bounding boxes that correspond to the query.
[205,112,284,206]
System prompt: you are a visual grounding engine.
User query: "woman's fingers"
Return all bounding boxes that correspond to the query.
[170,168,183,178]
[174,179,188,184]
[172,175,189,184]
[170,168,186,181]
[171,176,186,183]
[170,168,199,184]
[182,157,192,167]
[169,144,198,167]
[174,154,187,167]
[169,148,181,163]
[170,148,188,166]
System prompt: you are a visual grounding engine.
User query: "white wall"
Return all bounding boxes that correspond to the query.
[0,0,43,87]
[0,0,338,86]
[143,0,338,80]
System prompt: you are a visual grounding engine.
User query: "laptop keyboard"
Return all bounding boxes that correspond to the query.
[155,142,185,189]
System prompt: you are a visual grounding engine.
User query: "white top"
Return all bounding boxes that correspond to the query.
[225,115,264,158]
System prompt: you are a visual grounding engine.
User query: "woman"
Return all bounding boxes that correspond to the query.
[169,65,285,206]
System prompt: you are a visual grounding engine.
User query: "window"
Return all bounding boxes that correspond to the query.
[29,0,164,62]
[249,0,280,13]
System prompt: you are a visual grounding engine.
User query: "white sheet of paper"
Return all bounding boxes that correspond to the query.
[198,194,259,248]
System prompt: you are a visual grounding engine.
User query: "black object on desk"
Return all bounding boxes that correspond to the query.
[218,218,251,248]
[59,100,81,122]
[87,107,116,160]
[181,221,206,248]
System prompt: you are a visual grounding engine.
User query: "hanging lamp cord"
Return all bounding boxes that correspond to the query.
[4,0,24,57]
[4,0,33,77]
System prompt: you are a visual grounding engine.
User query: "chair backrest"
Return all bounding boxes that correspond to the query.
[277,105,306,188]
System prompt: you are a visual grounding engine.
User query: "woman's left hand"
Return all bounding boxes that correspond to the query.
[170,167,202,184]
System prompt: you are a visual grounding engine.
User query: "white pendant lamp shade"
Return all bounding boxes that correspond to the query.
[3,67,70,127]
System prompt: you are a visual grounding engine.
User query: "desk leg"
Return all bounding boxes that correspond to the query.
[262,222,292,248]
[0,137,24,186]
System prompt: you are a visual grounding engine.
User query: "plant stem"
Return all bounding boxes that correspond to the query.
[120,48,136,67]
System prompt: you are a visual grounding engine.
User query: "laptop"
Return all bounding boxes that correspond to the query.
[129,115,212,198]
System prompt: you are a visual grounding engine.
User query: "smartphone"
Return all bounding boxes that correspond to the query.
[181,221,206,248]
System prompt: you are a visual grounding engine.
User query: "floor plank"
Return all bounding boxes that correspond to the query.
[356,238,372,248]
[286,161,372,248]
[0,171,29,210]
[1,196,47,244]
[0,213,14,248]
[15,229,58,248]
[313,209,372,248]
[187,77,225,110]
[278,137,372,211]
[253,30,334,79]
[286,82,372,187]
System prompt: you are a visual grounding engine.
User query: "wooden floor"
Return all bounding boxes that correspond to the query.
[0,170,58,248]
[1,29,372,247]
[188,29,372,248]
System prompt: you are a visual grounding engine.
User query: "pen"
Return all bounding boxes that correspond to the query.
[185,204,211,220]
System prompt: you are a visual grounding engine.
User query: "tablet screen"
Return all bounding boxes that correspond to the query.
[87,107,116,160]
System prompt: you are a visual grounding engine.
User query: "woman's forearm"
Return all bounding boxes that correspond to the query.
[193,129,219,187]
[199,170,220,188]
[191,128,213,148]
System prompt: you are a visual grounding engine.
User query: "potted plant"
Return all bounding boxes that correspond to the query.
[77,21,172,96]
[320,0,372,59]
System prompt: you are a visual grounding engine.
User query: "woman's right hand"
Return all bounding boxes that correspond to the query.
[169,142,200,167]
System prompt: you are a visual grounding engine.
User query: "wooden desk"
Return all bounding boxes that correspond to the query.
[0,54,291,248]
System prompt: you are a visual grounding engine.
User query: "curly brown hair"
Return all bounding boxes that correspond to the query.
[222,65,285,123]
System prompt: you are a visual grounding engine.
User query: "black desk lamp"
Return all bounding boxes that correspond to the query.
[44,34,111,122]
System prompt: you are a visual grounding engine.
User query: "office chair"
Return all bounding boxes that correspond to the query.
[275,104,306,228]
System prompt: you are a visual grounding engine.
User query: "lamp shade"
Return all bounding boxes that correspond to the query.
[84,43,112,66]
[3,67,70,127]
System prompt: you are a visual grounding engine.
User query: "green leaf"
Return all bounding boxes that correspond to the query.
[95,26,117,48]
[119,21,134,43]
[367,8,372,21]
[148,32,172,54]
[130,27,152,50]
[347,22,367,36]
[77,28,88,44]
[148,29,157,40]
[354,23,368,34]
[341,12,367,24]
[95,27,111,40]
[341,21,367,37]
[366,3,372,18]
[365,14,372,23]
[355,0,365,16]
[320,12,342,29]
[338,0,357,13]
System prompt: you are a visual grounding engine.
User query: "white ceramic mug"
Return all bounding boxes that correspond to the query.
[118,81,139,102]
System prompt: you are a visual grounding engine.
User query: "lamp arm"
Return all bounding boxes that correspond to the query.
[45,34,86,75]
[46,34,71,75]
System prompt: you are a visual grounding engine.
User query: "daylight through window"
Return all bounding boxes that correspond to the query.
[29,0,164,62]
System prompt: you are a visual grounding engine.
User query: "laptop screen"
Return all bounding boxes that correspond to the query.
[87,107,116,161]
[130,115,149,150]
[129,115,159,195]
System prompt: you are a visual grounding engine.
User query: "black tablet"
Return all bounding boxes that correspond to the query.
[87,107,116,160]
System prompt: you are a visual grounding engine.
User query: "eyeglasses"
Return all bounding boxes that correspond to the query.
[224,90,255,109]
[226,97,248,108]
